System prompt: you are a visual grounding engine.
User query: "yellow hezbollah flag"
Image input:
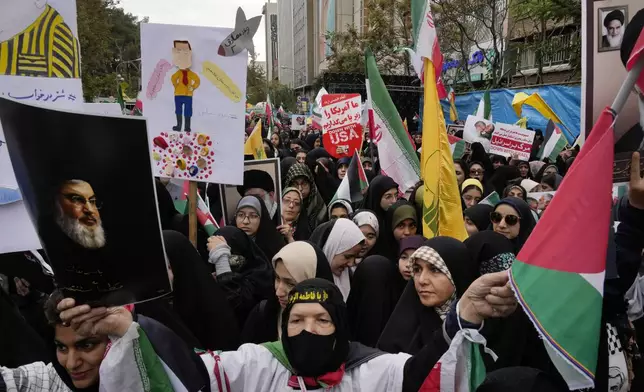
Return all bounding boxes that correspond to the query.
[421,59,468,241]
[512,92,564,125]
[244,121,267,160]
[516,117,528,129]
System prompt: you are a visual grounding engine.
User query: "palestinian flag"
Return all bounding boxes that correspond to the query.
[474,89,492,121]
[365,48,420,193]
[478,191,500,207]
[196,191,218,236]
[509,107,614,390]
[419,329,494,392]
[539,120,567,161]
[330,149,369,204]
[448,134,466,159]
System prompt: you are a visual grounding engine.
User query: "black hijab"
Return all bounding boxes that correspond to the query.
[463,203,494,233]
[377,236,478,355]
[233,195,287,261]
[464,231,516,275]
[476,367,568,392]
[494,197,536,253]
[347,255,407,347]
[240,241,333,344]
[363,175,399,223]
[488,165,522,196]
[216,226,275,327]
[134,230,240,351]
[281,278,350,377]
[280,157,297,188]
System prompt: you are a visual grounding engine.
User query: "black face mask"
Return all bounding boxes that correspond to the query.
[284,330,338,377]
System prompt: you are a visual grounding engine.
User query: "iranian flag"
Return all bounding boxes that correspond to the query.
[365,48,420,193]
[330,149,369,204]
[474,90,492,121]
[539,119,567,161]
[266,95,274,134]
[448,134,466,160]
[509,107,615,390]
[478,191,500,207]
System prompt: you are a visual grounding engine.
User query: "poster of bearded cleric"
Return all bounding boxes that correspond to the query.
[0,98,172,306]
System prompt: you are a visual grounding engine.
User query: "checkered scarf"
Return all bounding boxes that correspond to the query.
[411,246,456,320]
[284,163,325,230]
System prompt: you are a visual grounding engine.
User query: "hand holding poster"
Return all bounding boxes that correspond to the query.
[489,123,536,161]
[0,98,171,306]
[463,115,494,151]
[321,94,363,158]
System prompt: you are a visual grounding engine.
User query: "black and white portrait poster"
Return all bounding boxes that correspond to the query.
[598,6,628,52]
[0,98,171,306]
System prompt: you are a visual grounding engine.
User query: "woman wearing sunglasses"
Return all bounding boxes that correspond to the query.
[490,197,536,252]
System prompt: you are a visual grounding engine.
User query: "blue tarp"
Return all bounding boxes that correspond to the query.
[440,85,581,143]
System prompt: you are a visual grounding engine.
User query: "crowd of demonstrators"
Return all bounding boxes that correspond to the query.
[3,14,644,391]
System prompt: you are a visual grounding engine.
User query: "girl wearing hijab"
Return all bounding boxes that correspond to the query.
[328,199,353,220]
[284,163,328,231]
[488,165,522,196]
[241,241,334,344]
[461,178,484,208]
[521,178,539,193]
[351,210,380,261]
[397,235,425,281]
[336,157,351,180]
[278,187,310,242]
[491,197,536,253]
[463,203,494,237]
[363,175,399,223]
[453,160,467,187]
[232,195,287,261]
[378,237,479,355]
[517,161,531,179]
[280,157,297,188]
[208,225,275,326]
[310,219,365,301]
[464,231,516,275]
[377,200,418,262]
[468,161,486,184]
[539,172,562,192]
[503,184,527,201]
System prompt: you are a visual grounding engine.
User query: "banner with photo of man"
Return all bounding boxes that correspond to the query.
[0,98,171,306]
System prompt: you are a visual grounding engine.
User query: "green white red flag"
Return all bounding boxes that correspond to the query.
[509,107,615,390]
[365,48,420,192]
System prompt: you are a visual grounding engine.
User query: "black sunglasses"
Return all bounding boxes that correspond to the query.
[490,211,520,226]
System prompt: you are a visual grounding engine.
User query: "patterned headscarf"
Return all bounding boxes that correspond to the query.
[410,246,456,320]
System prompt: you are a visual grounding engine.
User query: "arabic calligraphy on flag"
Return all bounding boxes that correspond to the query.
[489,123,535,161]
[321,93,363,158]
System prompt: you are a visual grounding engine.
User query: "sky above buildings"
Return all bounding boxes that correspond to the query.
[119,0,268,61]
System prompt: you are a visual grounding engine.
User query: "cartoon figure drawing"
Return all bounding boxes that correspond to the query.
[0,0,80,78]
[171,40,200,132]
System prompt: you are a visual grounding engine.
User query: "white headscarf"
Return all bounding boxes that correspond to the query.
[352,211,380,236]
[322,218,365,301]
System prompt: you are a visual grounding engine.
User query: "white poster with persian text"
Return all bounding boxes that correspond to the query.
[141,23,248,185]
[0,0,82,254]
[489,123,536,162]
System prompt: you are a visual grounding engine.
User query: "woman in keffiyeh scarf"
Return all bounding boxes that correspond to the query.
[284,163,327,232]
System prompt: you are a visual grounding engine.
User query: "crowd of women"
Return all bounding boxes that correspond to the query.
[1,123,644,392]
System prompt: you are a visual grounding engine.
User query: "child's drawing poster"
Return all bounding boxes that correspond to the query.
[0,0,83,254]
[141,23,248,185]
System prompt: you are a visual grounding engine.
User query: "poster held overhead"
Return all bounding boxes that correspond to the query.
[321,93,363,158]
[141,22,248,185]
[0,98,172,306]
[463,115,494,151]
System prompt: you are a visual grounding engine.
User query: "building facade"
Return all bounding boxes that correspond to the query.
[277,0,295,86]
[262,2,279,81]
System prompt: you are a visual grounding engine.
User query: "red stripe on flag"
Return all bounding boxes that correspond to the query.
[626,29,644,91]
[418,362,442,392]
